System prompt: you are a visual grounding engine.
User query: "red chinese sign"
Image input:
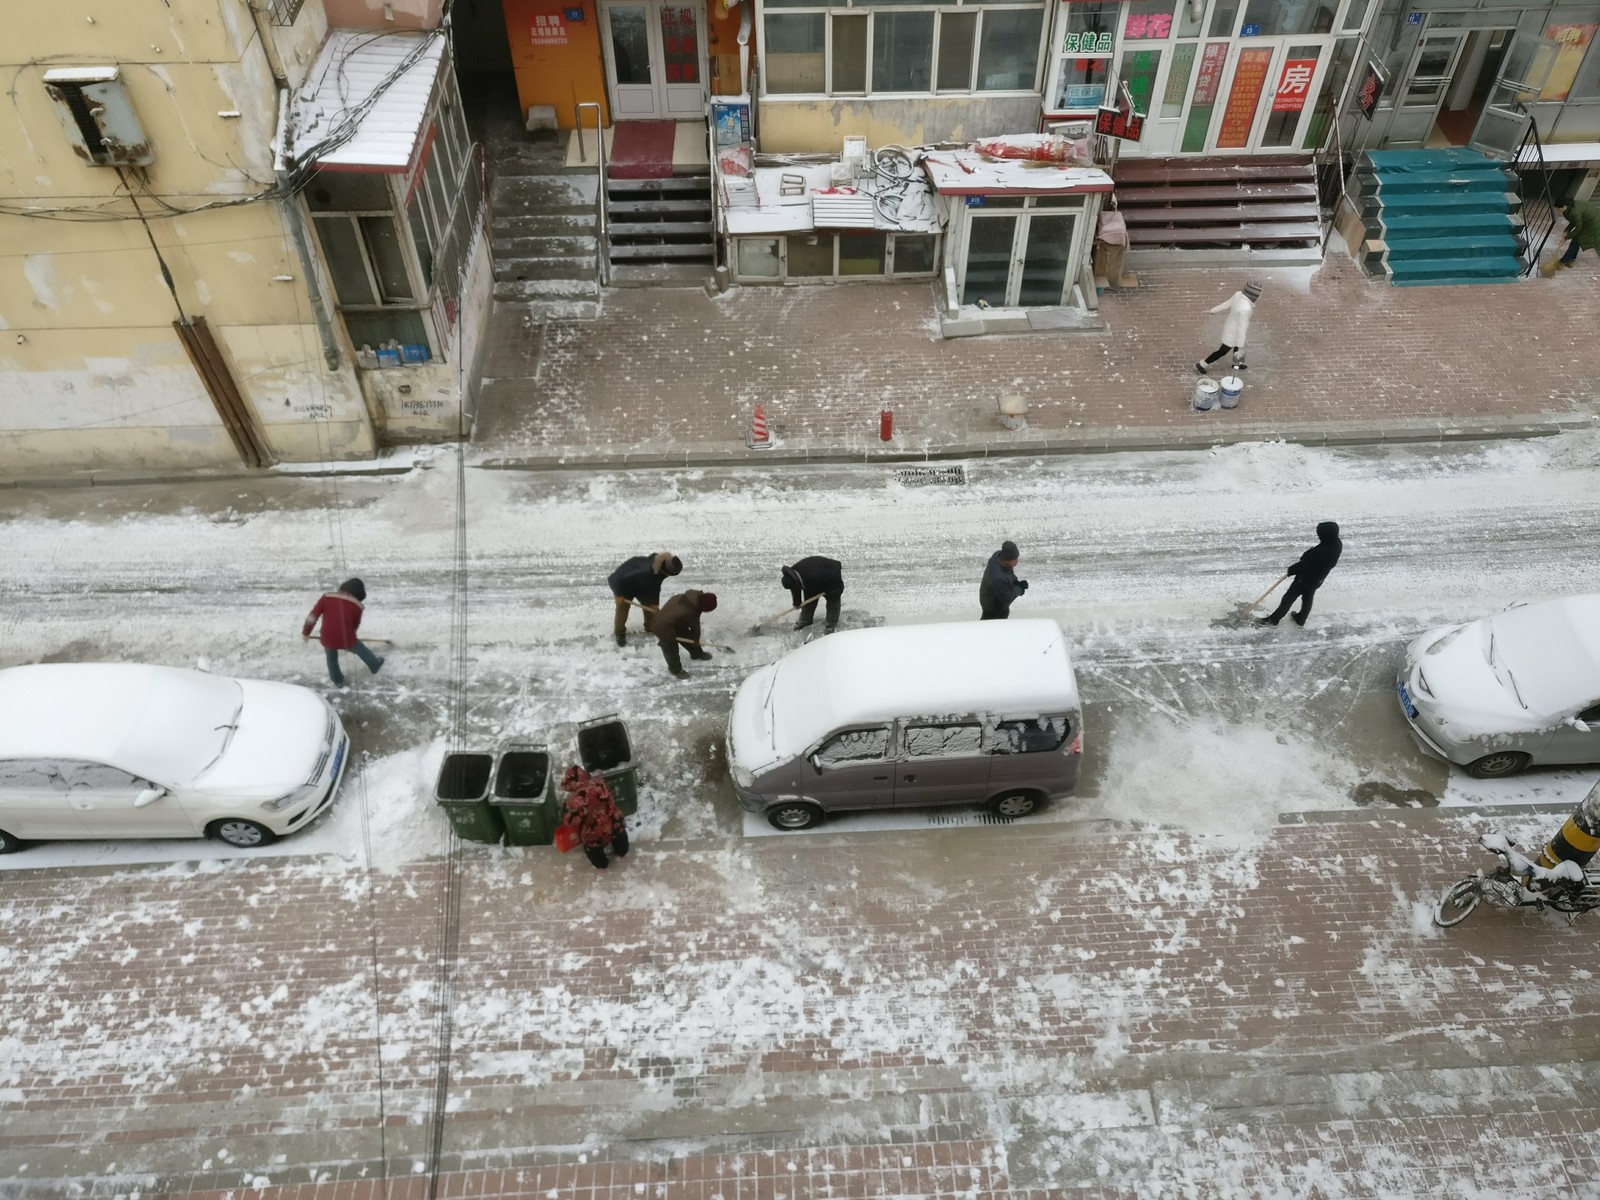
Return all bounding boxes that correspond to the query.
[1191,42,1229,106]
[1095,106,1145,141]
[1271,57,1318,112]
[530,13,567,45]
[1123,10,1172,38]
[1216,47,1272,148]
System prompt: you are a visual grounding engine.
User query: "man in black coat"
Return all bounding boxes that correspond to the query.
[1260,521,1342,627]
[607,552,681,646]
[979,540,1028,620]
[781,556,844,632]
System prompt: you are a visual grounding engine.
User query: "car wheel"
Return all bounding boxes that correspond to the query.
[766,801,823,831]
[0,828,22,854]
[987,790,1040,819]
[206,818,278,848]
[1466,751,1531,779]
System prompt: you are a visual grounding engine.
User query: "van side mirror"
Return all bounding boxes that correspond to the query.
[1570,717,1592,733]
[133,786,167,808]
[808,753,822,774]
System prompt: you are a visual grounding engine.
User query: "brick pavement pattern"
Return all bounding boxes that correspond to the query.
[7,810,1600,1198]
[475,257,1600,457]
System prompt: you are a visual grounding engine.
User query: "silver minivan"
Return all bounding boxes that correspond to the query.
[727,618,1083,830]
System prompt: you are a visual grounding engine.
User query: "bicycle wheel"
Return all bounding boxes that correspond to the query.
[874,147,915,180]
[1434,878,1481,927]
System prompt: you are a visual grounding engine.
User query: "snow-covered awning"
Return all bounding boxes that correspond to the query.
[724,163,942,237]
[923,151,1114,197]
[288,30,446,173]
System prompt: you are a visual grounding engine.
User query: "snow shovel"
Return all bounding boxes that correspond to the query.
[677,636,736,654]
[1238,574,1288,621]
[748,594,824,635]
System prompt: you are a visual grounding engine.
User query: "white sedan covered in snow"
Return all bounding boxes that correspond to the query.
[0,663,348,852]
[1396,594,1600,778]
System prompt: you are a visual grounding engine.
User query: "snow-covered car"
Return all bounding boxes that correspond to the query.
[0,663,348,852]
[1396,594,1600,778]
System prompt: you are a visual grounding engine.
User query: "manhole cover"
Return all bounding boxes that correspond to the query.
[894,465,967,486]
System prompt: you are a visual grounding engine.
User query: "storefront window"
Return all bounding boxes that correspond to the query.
[1057,1,1116,108]
[789,235,834,277]
[1261,44,1321,146]
[892,234,938,273]
[977,9,1044,89]
[1542,23,1598,101]
[765,14,824,93]
[1342,0,1372,33]
[1118,49,1162,114]
[839,232,887,275]
[738,239,781,278]
[1181,41,1230,150]
[874,12,934,90]
[1124,0,1174,41]
[1242,0,1334,36]
[1162,42,1198,118]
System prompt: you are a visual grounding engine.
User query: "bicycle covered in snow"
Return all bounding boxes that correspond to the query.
[1433,832,1600,927]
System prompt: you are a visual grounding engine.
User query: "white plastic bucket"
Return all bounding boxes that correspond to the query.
[1193,379,1219,411]
[1219,375,1242,409]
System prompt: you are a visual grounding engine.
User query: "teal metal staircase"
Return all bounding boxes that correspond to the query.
[1354,149,1526,286]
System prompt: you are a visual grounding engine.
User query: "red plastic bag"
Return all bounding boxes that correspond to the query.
[553,823,581,854]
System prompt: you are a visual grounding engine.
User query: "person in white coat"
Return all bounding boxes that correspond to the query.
[1196,281,1261,375]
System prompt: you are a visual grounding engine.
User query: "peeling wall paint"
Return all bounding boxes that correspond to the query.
[758,97,1045,154]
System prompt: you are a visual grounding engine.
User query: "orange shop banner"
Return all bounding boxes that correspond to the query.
[1216,47,1273,147]
[1272,57,1318,113]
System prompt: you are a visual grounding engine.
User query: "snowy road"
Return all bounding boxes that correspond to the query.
[8,437,1600,1200]
[3,434,1599,869]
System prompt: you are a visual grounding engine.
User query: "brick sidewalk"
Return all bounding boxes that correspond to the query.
[474,254,1600,463]
[8,808,1600,1197]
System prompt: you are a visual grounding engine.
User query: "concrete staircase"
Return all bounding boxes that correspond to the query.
[1354,149,1526,287]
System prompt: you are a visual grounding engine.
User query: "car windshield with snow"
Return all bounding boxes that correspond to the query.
[1396,594,1600,778]
[727,619,1082,830]
[0,662,349,852]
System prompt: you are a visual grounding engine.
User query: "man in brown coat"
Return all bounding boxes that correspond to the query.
[650,589,718,678]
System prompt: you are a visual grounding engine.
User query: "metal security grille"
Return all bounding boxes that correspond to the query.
[264,0,305,25]
[925,809,1016,826]
[894,465,967,486]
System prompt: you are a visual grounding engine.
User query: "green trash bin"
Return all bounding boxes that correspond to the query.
[578,715,638,816]
[434,752,504,845]
[491,746,560,846]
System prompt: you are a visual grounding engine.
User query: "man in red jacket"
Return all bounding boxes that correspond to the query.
[560,766,628,869]
[302,578,385,687]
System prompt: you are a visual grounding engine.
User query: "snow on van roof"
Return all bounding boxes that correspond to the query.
[766,619,1078,759]
[1490,593,1600,716]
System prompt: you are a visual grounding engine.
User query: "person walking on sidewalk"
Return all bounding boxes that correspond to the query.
[651,590,718,678]
[559,766,629,870]
[302,578,384,687]
[1555,200,1600,269]
[782,556,844,632]
[979,541,1028,621]
[1259,522,1342,628]
[608,552,682,647]
[1196,281,1261,375]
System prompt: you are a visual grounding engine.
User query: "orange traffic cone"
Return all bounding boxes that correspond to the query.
[747,403,773,449]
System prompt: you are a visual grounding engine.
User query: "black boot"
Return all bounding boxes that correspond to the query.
[585,846,609,869]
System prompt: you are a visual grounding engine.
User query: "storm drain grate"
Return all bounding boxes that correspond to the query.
[925,809,1013,826]
[894,465,967,486]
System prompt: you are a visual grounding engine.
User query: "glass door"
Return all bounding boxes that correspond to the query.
[657,4,706,117]
[1468,33,1560,158]
[601,2,658,117]
[1017,214,1077,306]
[961,209,1079,308]
[961,214,1017,307]
[600,0,705,119]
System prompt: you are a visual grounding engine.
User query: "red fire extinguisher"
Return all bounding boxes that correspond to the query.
[879,409,894,441]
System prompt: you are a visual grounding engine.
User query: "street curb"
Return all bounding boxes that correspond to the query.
[0,463,419,491]
[477,412,1596,473]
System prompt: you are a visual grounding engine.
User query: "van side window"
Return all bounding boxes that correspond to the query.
[904,723,984,758]
[992,717,1070,754]
[63,762,145,789]
[815,727,890,765]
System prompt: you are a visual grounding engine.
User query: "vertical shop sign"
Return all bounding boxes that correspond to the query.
[1357,60,1386,120]
[1216,47,1273,147]
[1271,57,1318,112]
[1543,24,1597,101]
[530,12,568,45]
[1191,42,1229,106]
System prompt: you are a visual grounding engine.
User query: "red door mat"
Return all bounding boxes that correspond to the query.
[609,121,676,179]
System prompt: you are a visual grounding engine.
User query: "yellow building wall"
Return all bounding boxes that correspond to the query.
[757,96,1044,154]
[0,0,376,473]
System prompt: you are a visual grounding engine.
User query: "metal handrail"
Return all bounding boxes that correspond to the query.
[575,101,608,287]
[1514,106,1557,277]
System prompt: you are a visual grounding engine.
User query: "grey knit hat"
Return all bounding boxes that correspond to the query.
[1242,281,1263,302]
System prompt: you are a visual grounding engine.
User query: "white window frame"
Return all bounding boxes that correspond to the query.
[759,1,1048,99]
[730,232,943,283]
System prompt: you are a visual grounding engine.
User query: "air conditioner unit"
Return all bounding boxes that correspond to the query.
[43,67,153,166]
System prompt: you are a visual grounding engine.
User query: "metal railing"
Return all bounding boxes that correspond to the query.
[575,101,609,287]
[1513,107,1558,277]
[1313,110,1355,257]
